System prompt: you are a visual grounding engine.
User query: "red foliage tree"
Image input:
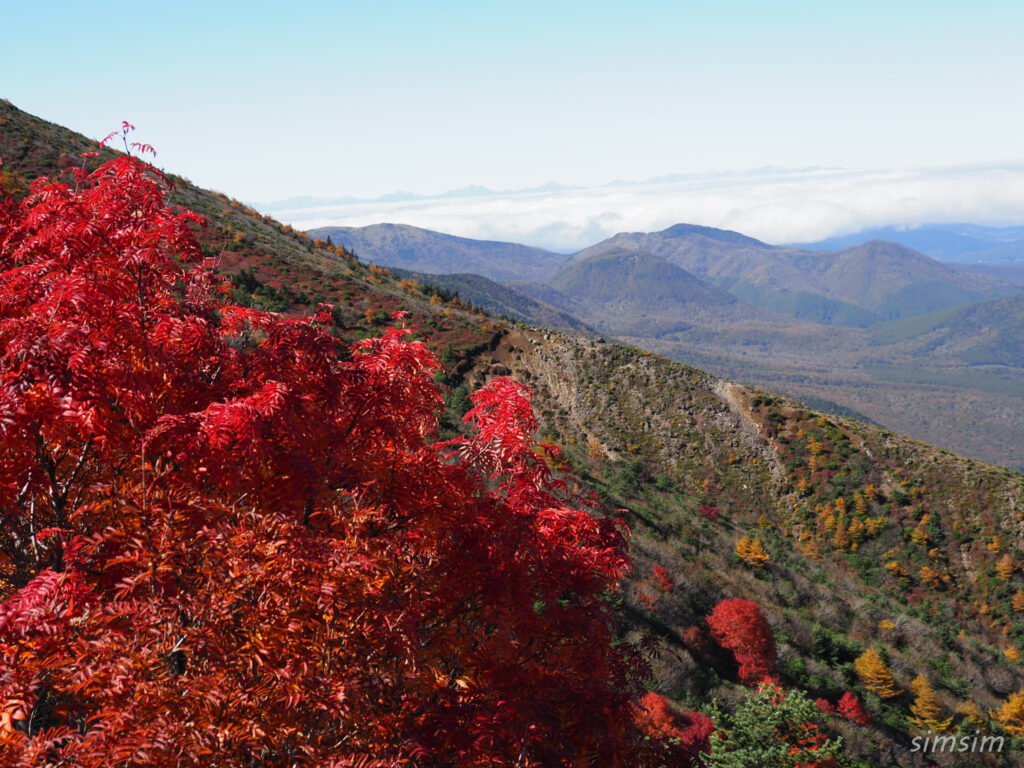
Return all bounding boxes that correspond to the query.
[652,564,674,592]
[635,692,713,767]
[698,504,720,522]
[706,598,777,685]
[815,698,835,716]
[0,149,650,765]
[836,692,871,726]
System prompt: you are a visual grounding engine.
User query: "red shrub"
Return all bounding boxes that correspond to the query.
[635,692,714,767]
[698,504,720,522]
[652,564,674,593]
[836,692,871,725]
[707,598,777,685]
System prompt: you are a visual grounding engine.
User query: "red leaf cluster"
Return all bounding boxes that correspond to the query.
[706,598,777,686]
[698,504,720,522]
[759,685,838,768]
[635,692,713,767]
[651,564,674,593]
[836,692,871,725]
[0,154,654,765]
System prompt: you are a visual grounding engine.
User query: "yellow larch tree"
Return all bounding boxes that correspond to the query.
[736,536,770,568]
[736,536,752,560]
[909,675,952,732]
[832,516,849,551]
[848,518,866,549]
[1013,589,1024,612]
[854,491,868,515]
[747,537,770,567]
[996,554,1016,582]
[992,690,1024,736]
[920,566,943,590]
[885,560,910,582]
[854,649,902,699]
[818,503,834,531]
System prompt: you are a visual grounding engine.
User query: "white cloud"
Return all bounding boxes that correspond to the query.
[266,163,1024,252]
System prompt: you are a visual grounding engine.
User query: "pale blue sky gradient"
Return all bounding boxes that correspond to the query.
[5,1,1024,229]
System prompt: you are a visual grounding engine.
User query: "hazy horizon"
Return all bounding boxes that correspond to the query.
[6,1,1024,234]
[264,161,1024,252]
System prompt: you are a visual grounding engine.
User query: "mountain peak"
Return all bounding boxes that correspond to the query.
[834,238,953,268]
[660,223,770,248]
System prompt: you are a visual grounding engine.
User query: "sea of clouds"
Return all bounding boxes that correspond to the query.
[263,163,1024,253]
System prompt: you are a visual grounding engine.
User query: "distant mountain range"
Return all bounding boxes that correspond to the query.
[575,227,1012,327]
[309,220,1024,467]
[794,223,1024,264]
[314,222,1017,328]
[260,166,830,212]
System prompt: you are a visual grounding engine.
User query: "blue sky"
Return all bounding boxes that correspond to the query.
[5,1,1024,245]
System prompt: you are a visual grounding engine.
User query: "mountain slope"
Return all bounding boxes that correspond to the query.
[7,100,1024,767]
[870,291,1024,367]
[390,268,595,334]
[308,222,571,282]
[820,240,1000,319]
[547,248,757,335]
[461,325,1024,767]
[958,262,1024,286]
